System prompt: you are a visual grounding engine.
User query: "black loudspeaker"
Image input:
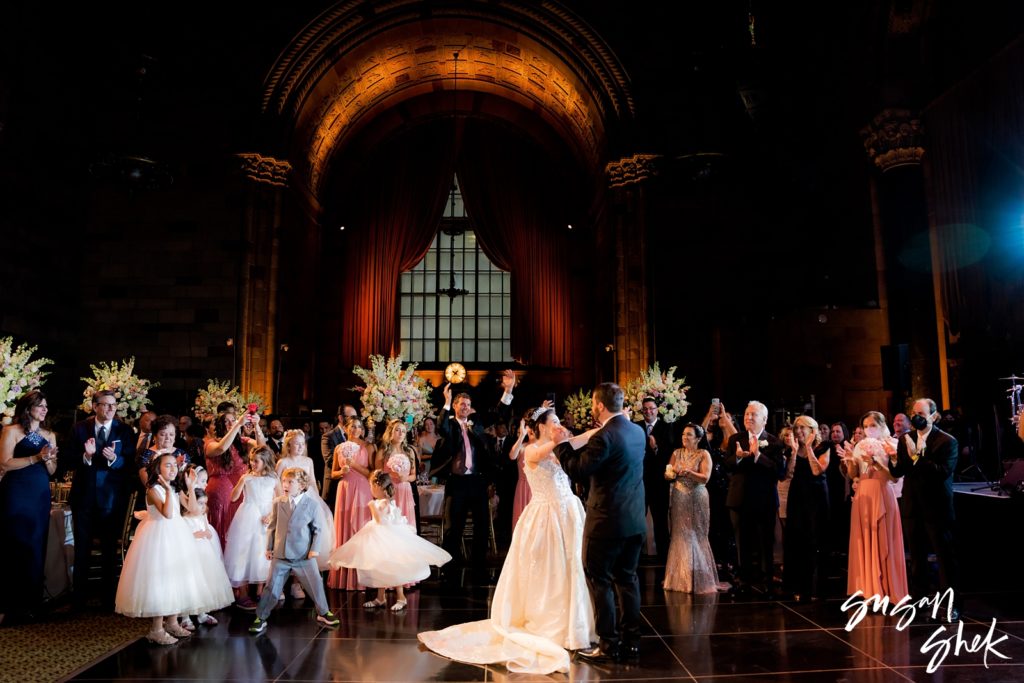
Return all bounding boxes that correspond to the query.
[881,344,911,393]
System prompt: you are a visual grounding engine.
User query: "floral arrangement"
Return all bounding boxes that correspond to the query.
[563,389,595,432]
[80,357,158,420]
[623,362,690,424]
[352,354,433,428]
[851,437,890,475]
[337,441,360,464]
[386,451,412,477]
[1,337,53,425]
[193,380,268,419]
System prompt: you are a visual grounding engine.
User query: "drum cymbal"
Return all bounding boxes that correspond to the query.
[1000,375,1024,381]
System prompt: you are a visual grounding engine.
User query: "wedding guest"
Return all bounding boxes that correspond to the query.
[135,411,158,454]
[888,398,961,620]
[776,426,797,531]
[205,409,257,548]
[663,423,720,593]
[0,391,58,623]
[492,420,518,546]
[275,429,334,570]
[176,415,193,450]
[639,397,674,560]
[266,420,285,456]
[818,422,831,445]
[416,417,441,478]
[328,416,374,590]
[828,421,853,563]
[703,410,737,582]
[435,370,514,570]
[322,404,357,503]
[723,401,783,595]
[841,411,907,600]
[893,413,911,439]
[137,414,190,488]
[66,390,137,609]
[782,416,830,602]
[184,421,208,469]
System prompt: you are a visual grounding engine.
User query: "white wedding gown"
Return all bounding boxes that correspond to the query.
[418,457,596,674]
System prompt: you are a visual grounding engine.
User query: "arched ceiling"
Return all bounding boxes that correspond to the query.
[261,0,634,197]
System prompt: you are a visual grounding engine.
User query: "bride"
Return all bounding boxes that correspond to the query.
[418,406,598,674]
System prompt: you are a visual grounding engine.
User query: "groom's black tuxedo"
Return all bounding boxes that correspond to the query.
[558,412,645,655]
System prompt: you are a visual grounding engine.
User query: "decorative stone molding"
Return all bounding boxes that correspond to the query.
[861,109,924,172]
[606,154,661,188]
[237,153,292,187]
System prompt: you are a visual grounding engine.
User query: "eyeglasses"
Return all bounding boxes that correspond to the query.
[96,402,117,408]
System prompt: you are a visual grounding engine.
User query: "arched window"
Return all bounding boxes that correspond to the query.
[398,177,511,363]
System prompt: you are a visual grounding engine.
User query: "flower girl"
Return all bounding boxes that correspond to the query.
[328,469,451,611]
[224,446,281,608]
[115,454,232,644]
[180,486,233,629]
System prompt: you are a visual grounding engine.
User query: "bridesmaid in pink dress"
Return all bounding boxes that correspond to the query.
[841,411,908,600]
[204,410,258,550]
[509,413,534,531]
[377,419,417,525]
[328,416,375,590]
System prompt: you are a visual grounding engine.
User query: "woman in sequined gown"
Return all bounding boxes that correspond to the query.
[663,423,721,594]
[419,407,598,675]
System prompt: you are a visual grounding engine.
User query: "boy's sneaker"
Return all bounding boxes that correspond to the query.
[249,618,268,634]
[316,611,340,627]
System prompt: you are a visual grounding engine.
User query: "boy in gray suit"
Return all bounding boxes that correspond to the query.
[250,467,339,633]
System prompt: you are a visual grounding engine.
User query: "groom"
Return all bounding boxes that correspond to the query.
[556,382,646,662]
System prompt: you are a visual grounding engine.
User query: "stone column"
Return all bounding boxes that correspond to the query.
[861,109,948,407]
[604,154,660,387]
[236,153,290,412]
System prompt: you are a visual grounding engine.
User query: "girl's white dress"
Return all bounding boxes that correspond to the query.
[275,456,335,569]
[223,475,277,586]
[183,513,234,608]
[418,457,596,674]
[115,486,232,617]
[327,498,451,587]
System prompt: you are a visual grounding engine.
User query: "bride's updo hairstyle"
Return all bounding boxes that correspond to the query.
[525,406,556,439]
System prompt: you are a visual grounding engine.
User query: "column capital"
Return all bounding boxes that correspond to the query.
[861,109,924,172]
[606,154,661,188]
[237,153,292,187]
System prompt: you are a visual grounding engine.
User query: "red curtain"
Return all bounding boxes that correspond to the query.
[456,120,575,368]
[337,127,456,367]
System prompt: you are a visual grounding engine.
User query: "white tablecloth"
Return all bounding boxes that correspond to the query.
[44,506,74,599]
[418,485,445,517]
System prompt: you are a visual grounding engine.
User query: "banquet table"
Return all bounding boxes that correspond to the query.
[417,484,445,517]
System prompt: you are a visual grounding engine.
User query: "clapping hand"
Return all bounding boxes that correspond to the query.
[836,441,851,462]
[157,474,172,490]
[735,441,751,459]
[185,468,197,489]
[648,435,657,451]
[84,438,97,457]
[102,443,118,462]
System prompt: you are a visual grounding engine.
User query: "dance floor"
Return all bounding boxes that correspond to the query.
[63,565,1024,682]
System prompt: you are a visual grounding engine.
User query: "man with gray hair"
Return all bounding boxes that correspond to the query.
[723,400,784,596]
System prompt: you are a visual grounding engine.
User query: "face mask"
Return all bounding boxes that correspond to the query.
[864,426,882,439]
[910,414,929,431]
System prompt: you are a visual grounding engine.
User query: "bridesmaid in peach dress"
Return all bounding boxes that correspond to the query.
[377,419,417,525]
[508,413,534,531]
[840,411,908,600]
[328,416,375,590]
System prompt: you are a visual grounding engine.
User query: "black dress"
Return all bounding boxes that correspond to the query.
[0,431,52,614]
[782,445,830,599]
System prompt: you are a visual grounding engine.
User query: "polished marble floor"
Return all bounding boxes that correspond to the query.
[63,563,1024,682]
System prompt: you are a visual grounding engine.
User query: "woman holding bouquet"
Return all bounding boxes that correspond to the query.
[839,411,907,600]
[377,419,418,527]
[328,416,375,590]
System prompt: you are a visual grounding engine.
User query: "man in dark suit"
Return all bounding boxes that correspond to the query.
[557,382,646,662]
[889,397,961,620]
[65,389,137,608]
[266,419,285,456]
[492,420,518,547]
[436,371,515,569]
[638,397,674,560]
[723,400,783,595]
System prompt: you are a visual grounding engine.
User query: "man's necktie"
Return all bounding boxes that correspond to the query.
[461,423,473,473]
[97,425,107,451]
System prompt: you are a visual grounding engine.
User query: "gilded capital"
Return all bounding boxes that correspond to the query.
[606,154,660,188]
[237,153,292,187]
[861,109,924,172]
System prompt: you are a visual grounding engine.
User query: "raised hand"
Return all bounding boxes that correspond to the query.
[500,369,516,393]
[443,382,452,406]
[541,399,554,409]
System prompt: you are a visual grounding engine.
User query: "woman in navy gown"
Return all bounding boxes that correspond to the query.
[0,390,58,624]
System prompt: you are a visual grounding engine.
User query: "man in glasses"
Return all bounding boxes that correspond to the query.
[66,390,138,610]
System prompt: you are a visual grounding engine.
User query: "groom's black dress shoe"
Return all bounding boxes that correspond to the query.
[577,645,619,662]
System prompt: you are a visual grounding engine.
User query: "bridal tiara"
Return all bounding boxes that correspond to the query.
[531,406,552,422]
